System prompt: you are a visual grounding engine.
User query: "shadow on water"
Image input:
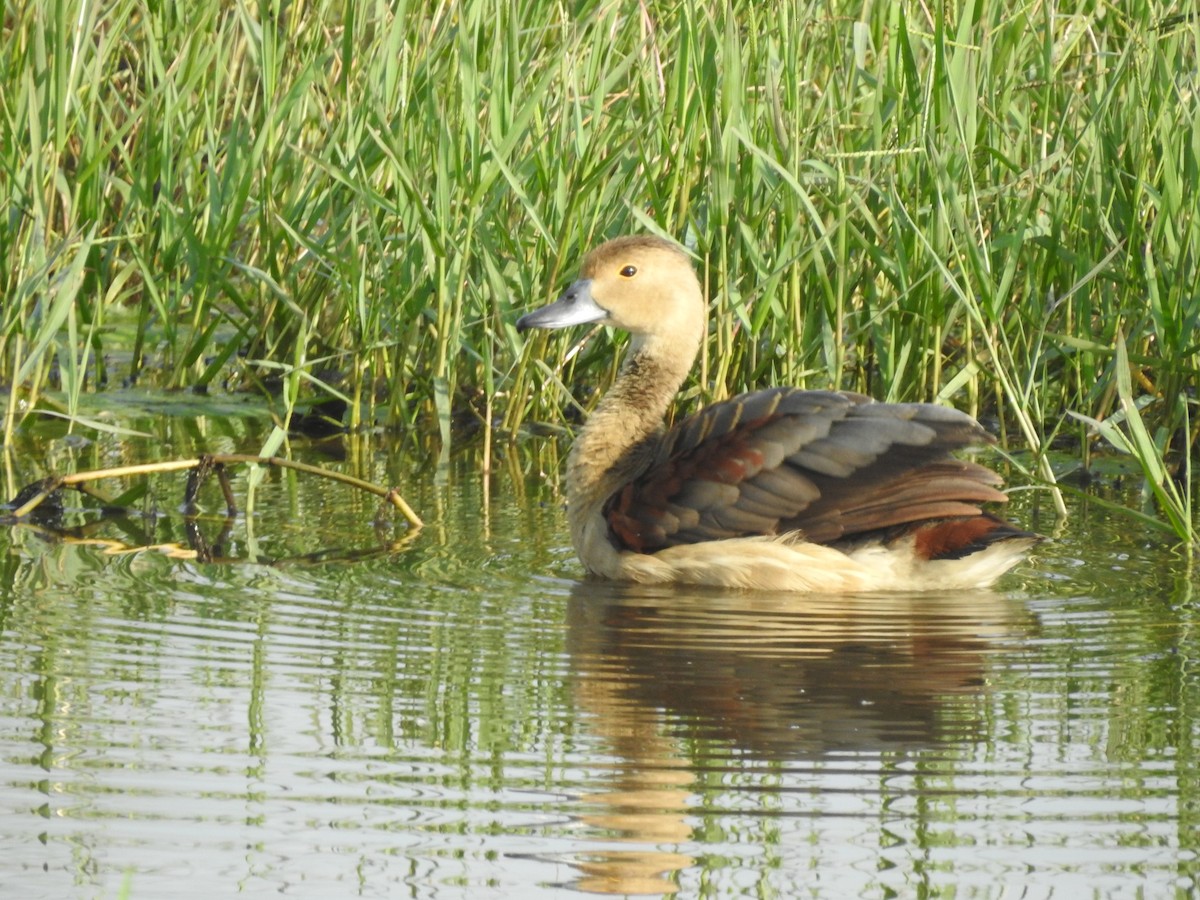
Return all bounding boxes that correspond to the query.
[552,581,1027,895]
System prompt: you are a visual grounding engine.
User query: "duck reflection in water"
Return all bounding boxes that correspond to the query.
[548,581,1027,895]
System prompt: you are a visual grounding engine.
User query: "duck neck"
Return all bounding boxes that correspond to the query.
[567,332,698,502]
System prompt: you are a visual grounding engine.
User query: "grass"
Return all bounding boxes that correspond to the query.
[1,0,1198,545]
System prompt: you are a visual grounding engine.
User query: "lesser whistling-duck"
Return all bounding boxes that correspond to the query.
[517,235,1038,592]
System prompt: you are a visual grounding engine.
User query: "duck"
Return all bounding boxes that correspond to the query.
[517,235,1039,592]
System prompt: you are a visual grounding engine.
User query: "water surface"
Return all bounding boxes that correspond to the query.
[0,420,1197,898]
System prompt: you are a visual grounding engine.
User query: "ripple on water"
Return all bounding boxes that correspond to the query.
[1,467,1199,898]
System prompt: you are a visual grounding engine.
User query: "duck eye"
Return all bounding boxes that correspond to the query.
[619,265,637,278]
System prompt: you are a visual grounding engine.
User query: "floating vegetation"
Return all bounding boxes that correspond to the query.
[3,453,423,562]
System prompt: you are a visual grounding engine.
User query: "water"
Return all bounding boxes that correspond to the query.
[0,418,1198,898]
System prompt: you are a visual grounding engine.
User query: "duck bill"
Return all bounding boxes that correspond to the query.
[517,278,608,332]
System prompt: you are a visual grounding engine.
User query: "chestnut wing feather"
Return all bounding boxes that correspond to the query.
[602,388,1008,552]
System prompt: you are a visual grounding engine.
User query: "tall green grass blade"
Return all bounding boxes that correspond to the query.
[0,0,1196,540]
[1069,336,1195,547]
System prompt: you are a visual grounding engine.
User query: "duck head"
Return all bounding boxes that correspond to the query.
[517,235,705,354]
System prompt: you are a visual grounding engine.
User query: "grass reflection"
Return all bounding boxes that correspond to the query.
[1,446,1199,896]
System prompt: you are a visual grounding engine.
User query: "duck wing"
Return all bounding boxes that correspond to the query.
[602,387,1011,552]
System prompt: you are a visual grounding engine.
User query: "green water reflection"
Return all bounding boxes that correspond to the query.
[0,414,1198,898]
